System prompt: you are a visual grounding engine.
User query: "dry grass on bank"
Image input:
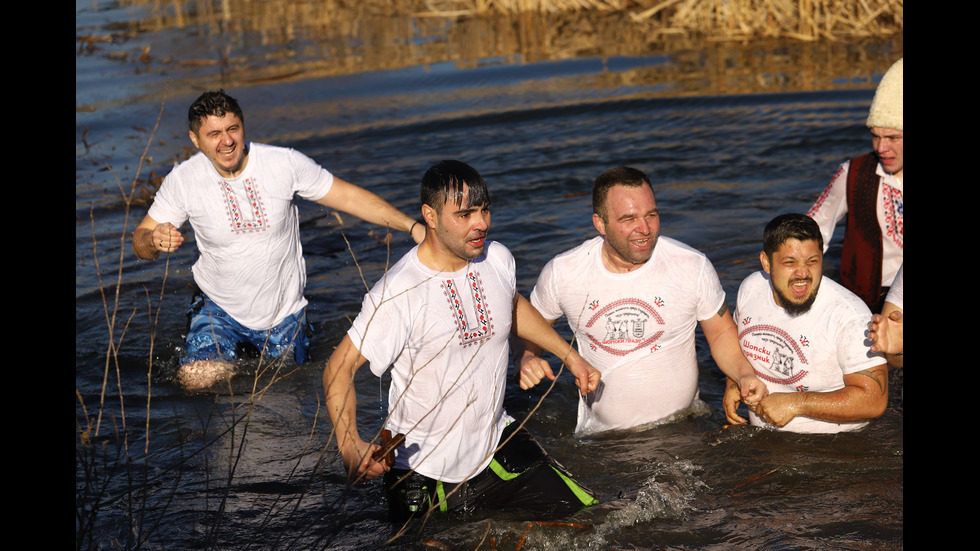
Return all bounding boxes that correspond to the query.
[124,0,902,41]
[413,0,903,40]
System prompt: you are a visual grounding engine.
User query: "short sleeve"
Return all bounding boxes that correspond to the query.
[807,160,851,253]
[835,306,884,375]
[288,148,334,201]
[695,256,727,321]
[147,173,190,227]
[885,264,903,309]
[348,290,411,377]
[529,259,563,321]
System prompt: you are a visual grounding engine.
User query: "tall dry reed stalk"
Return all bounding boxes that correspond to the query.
[76,88,170,550]
[75,90,334,549]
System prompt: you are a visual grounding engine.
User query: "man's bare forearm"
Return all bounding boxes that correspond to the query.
[323,336,363,454]
[132,226,161,260]
[512,294,572,360]
[757,365,888,426]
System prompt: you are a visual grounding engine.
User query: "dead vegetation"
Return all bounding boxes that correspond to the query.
[119,0,901,41]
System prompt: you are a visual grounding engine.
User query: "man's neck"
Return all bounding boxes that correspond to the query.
[600,241,647,274]
[416,239,468,273]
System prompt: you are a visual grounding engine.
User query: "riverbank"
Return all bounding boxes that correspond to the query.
[406,0,904,41]
[80,1,902,93]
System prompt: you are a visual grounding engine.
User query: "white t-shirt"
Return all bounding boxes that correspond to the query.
[148,143,334,330]
[807,158,904,286]
[735,271,884,433]
[530,236,726,435]
[885,264,903,309]
[348,241,516,483]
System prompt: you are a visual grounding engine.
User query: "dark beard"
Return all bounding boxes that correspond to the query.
[775,279,820,317]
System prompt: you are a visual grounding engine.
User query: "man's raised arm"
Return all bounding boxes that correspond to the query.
[315,177,424,244]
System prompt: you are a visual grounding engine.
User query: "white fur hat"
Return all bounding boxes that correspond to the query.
[866,58,903,130]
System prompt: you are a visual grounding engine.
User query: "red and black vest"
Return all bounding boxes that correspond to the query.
[840,152,883,310]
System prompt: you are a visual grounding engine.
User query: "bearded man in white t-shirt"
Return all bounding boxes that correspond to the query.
[518,166,767,436]
[324,160,601,523]
[132,90,425,390]
[723,214,888,433]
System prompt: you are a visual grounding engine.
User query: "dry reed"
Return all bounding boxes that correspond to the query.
[422,0,903,40]
[123,0,901,41]
[75,91,335,550]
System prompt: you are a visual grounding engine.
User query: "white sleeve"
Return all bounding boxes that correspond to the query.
[807,161,851,253]
[288,148,334,201]
[348,290,411,377]
[885,264,903,309]
[696,256,728,321]
[528,259,563,321]
[836,309,884,375]
[146,173,190,228]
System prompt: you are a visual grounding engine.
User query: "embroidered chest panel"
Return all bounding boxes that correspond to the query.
[442,270,495,348]
[220,177,269,233]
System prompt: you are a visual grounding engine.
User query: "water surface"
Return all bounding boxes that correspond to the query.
[76,2,902,549]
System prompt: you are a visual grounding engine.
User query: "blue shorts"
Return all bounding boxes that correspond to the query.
[182,293,312,365]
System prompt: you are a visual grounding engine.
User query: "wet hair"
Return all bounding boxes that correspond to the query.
[420,160,491,212]
[592,166,654,221]
[763,213,824,258]
[188,89,245,134]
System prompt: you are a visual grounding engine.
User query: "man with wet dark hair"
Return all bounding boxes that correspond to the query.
[419,158,491,211]
[519,166,767,435]
[133,89,424,390]
[186,90,245,134]
[763,211,824,259]
[759,213,826,317]
[324,160,600,523]
[723,213,888,433]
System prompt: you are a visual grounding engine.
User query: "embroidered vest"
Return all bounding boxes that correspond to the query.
[840,152,882,310]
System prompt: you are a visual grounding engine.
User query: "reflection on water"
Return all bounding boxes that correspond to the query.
[76,2,901,549]
[78,0,900,103]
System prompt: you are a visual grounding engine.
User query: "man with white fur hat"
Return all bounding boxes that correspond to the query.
[807,58,903,312]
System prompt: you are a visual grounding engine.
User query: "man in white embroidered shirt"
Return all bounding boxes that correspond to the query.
[132,90,424,390]
[723,213,888,433]
[324,160,600,523]
[806,58,903,312]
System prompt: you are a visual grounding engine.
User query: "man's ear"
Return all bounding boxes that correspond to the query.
[759,251,771,274]
[188,129,200,150]
[592,213,606,236]
[421,204,438,229]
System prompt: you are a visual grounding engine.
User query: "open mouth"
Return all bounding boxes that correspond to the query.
[631,237,651,249]
[790,278,811,298]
